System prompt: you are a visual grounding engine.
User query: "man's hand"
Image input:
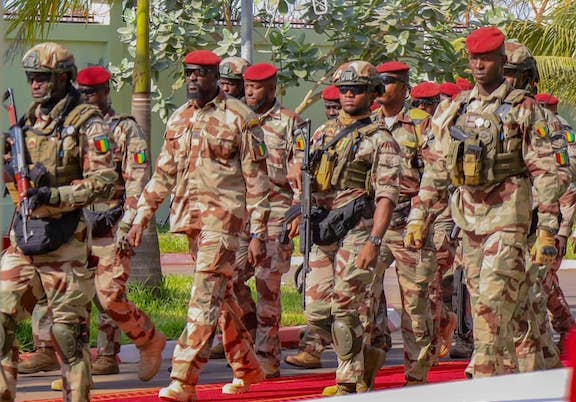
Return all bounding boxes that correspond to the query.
[556,235,567,261]
[127,223,145,248]
[289,215,301,239]
[531,229,558,266]
[26,186,59,211]
[404,219,426,250]
[287,161,303,191]
[248,237,266,266]
[115,221,134,255]
[356,242,379,270]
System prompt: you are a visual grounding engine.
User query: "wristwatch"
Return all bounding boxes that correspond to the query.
[367,235,382,247]
[251,232,267,241]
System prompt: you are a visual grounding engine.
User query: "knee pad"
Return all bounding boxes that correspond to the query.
[51,323,82,364]
[332,316,362,361]
[0,313,16,357]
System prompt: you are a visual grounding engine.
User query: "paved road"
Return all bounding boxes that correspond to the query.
[13,260,576,401]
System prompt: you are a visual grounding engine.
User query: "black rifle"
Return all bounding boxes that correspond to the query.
[298,119,312,309]
[3,89,31,242]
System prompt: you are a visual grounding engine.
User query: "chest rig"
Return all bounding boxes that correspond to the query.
[447,89,527,187]
[312,118,377,193]
[23,101,100,188]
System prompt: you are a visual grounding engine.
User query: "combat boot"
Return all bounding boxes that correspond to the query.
[449,335,473,359]
[221,368,265,394]
[137,332,167,382]
[209,341,225,359]
[92,355,119,375]
[18,347,60,374]
[284,350,322,369]
[334,383,356,396]
[159,380,198,402]
[438,312,457,358]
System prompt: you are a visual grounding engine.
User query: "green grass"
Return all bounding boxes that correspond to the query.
[566,237,576,260]
[16,275,306,352]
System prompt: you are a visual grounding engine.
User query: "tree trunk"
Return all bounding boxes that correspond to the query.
[129,0,162,287]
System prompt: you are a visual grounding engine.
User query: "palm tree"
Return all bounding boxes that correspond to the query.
[3,0,163,287]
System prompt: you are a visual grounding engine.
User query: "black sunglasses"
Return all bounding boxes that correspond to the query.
[184,67,214,77]
[338,85,368,95]
[380,75,406,86]
[78,87,99,96]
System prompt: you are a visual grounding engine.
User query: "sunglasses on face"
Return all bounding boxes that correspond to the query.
[380,75,405,86]
[26,72,52,84]
[78,87,99,96]
[338,85,368,95]
[184,67,213,77]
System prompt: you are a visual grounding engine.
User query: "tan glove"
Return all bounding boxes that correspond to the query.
[530,229,558,266]
[114,221,133,255]
[404,219,426,250]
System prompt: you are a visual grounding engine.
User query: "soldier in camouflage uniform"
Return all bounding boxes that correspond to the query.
[21,66,166,382]
[405,27,561,378]
[503,42,566,371]
[370,61,439,384]
[322,85,342,120]
[535,93,576,354]
[219,56,250,100]
[0,42,118,401]
[124,49,270,401]
[221,62,302,378]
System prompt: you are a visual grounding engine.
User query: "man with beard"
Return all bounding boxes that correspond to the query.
[124,50,271,401]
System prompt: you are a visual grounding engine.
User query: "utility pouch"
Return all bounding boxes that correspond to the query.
[85,204,124,238]
[314,150,336,192]
[14,210,81,256]
[463,141,483,186]
[447,141,465,187]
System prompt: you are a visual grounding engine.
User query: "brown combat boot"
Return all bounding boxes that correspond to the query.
[92,355,120,375]
[18,347,60,374]
[284,350,322,369]
[138,332,167,382]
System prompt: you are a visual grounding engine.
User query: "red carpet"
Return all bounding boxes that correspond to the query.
[33,361,469,401]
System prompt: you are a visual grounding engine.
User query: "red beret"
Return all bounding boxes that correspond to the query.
[77,66,111,86]
[184,50,221,67]
[322,85,340,101]
[534,93,559,105]
[244,63,278,81]
[465,27,505,54]
[456,78,473,91]
[376,61,410,74]
[439,82,462,98]
[411,82,440,99]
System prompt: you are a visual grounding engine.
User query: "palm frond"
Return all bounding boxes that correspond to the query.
[535,56,576,105]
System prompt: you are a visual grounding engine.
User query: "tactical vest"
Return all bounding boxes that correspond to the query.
[313,122,379,193]
[447,89,527,187]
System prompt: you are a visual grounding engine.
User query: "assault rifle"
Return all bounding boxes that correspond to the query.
[298,119,312,309]
[3,89,31,242]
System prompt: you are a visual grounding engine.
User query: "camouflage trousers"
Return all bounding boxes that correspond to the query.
[372,226,435,382]
[232,226,293,372]
[511,231,560,371]
[304,217,374,384]
[31,231,158,356]
[170,230,261,386]
[463,229,526,377]
[544,260,575,335]
[0,221,94,402]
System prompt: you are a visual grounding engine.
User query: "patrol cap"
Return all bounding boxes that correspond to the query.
[77,66,111,87]
[465,26,505,54]
[439,82,462,98]
[411,82,440,99]
[376,61,410,74]
[534,93,559,106]
[219,56,250,80]
[456,78,473,90]
[183,50,221,67]
[322,85,340,101]
[244,63,278,81]
[332,60,378,86]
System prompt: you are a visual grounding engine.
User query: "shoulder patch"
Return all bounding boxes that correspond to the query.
[534,120,549,138]
[94,135,111,153]
[408,108,430,122]
[132,150,147,164]
[565,129,575,143]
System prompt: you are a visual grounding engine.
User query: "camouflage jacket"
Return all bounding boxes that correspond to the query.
[372,106,430,228]
[21,90,117,218]
[553,113,576,237]
[409,81,560,235]
[258,100,302,231]
[131,91,271,236]
[311,115,401,210]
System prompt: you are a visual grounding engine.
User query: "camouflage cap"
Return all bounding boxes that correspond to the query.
[22,42,77,80]
[219,56,250,80]
[504,41,535,70]
[333,60,378,87]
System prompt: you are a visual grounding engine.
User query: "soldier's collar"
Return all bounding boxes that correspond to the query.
[258,99,282,121]
[469,80,510,103]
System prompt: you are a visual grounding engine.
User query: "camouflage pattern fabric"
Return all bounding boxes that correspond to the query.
[408,81,561,377]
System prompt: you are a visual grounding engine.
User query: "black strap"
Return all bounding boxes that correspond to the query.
[321,117,372,152]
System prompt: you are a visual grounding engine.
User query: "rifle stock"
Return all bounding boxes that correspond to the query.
[3,89,31,242]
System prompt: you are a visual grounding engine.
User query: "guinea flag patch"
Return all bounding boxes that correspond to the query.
[133,151,147,164]
[94,135,110,153]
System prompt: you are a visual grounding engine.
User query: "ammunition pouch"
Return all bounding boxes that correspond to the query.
[85,203,124,238]
[14,210,81,255]
[313,149,337,192]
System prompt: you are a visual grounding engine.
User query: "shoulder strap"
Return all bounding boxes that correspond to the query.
[63,104,101,132]
[496,88,527,122]
[109,114,136,133]
[322,117,372,151]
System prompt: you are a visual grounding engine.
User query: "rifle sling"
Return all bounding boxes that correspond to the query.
[321,117,372,152]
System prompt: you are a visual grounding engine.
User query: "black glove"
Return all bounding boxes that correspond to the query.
[26,186,59,211]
